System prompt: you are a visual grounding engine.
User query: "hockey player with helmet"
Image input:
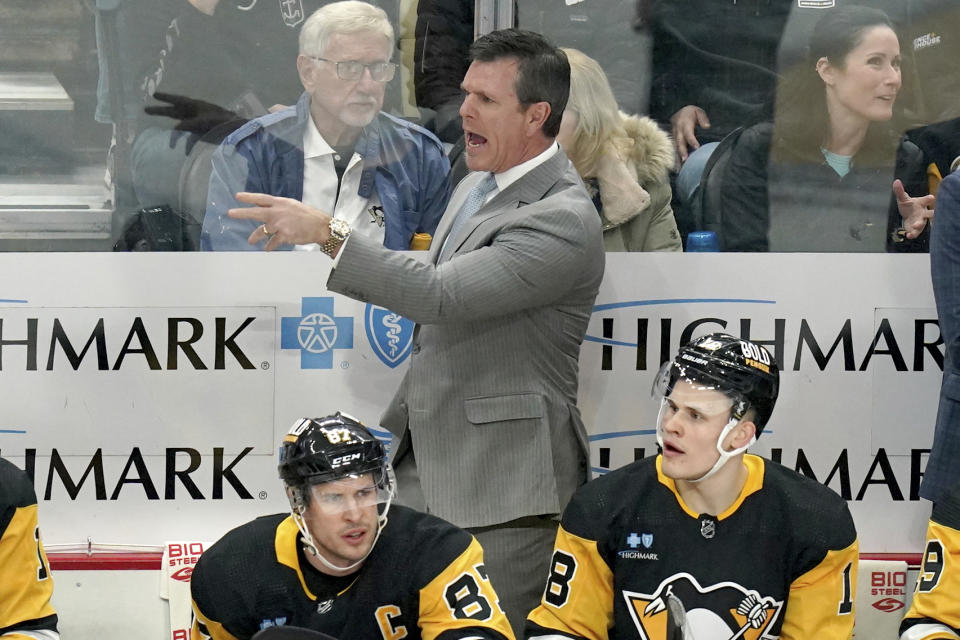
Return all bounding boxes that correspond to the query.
[899,479,960,640]
[526,333,859,640]
[190,412,514,640]
[0,456,59,640]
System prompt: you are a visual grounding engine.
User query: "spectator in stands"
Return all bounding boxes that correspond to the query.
[899,480,960,640]
[526,333,859,640]
[190,413,513,640]
[647,0,791,163]
[557,48,680,252]
[414,0,648,145]
[777,0,960,126]
[773,1,960,221]
[719,5,934,252]
[645,0,793,241]
[0,456,59,640]
[412,0,474,144]
[124,0,399,215]
[201,1,450,251]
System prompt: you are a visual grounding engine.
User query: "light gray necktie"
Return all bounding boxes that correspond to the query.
[439,172,497,260]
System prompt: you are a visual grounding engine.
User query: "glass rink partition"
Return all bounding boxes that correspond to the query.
[2,0,955,251]
[0,1,957,638]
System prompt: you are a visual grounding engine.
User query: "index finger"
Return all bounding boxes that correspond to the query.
[235,192,283,207]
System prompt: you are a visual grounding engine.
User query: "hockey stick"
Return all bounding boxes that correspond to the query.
[251,627,341,640]
[666,593,696,640]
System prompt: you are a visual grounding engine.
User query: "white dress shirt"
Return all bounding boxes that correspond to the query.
[301,117,384,251]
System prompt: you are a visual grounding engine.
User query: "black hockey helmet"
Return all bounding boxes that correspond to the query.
[656,333,780,434]
[278,412,389,490]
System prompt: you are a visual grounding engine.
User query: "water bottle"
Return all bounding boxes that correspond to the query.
[686,230,719,252]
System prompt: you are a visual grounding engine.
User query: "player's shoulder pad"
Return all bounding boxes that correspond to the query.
[379,506,474,581]
[386,505,473,553]
[762,458,856,546]
[194,513,287,585]
[562,457,658,540]
[0,457,38,509]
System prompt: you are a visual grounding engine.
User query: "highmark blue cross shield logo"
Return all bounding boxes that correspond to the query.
[364,304,414,368]
[627,532,654,549]
[281,297,353,369]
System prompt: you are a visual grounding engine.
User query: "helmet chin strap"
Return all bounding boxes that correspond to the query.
[292,485,395,574]
[687,417,756,483]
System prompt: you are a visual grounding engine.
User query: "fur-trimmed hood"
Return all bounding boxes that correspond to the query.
[593,113,675,226]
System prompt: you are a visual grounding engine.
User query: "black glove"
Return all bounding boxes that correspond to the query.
[144,92,241,154]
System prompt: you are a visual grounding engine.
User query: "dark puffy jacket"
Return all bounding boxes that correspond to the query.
[648,0,794,143]
[413,0,476,143]
[718,121,928,253]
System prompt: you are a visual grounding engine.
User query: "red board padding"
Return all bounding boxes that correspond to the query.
[48,552,163,571]
[860,553,923,567]
[46,551,923,571]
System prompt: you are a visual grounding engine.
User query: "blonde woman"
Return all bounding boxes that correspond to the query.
[558,48,681,252]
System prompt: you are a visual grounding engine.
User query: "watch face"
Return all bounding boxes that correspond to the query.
[330,218,350,238]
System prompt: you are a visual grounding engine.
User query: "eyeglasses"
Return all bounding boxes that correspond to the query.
[310,56,397,82]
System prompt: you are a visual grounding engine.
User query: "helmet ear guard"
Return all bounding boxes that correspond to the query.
[288,484,309,511]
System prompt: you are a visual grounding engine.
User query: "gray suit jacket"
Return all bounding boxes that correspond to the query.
[923,171,960,504]
[327,148,604,527]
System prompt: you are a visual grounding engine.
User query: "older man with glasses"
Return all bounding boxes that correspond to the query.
[201,0,451,252]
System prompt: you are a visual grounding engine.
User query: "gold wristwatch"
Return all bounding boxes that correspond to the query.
[321,217,351,257]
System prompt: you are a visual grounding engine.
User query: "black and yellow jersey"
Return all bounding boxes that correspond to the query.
[191,505,515,640]
[527,454,858,640]
[900,481,960,640]
[0,457,58,640]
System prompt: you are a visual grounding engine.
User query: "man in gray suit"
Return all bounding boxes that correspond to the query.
[229,29,604,633]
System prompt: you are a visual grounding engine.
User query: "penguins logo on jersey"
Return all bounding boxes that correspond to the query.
[623,573,783,640]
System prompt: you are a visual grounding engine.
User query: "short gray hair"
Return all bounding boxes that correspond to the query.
[299,1,394,58]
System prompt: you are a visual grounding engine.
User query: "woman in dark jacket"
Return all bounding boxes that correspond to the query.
[720,5,934,252]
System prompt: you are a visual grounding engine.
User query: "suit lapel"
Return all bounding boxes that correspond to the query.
[498,147,572,207]
[436,149,573,261]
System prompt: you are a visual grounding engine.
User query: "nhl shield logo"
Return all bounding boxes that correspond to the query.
[365,305,414,368]
[278,0,305,27]
[700,516,716,539]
